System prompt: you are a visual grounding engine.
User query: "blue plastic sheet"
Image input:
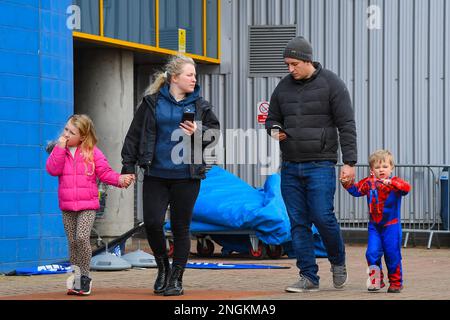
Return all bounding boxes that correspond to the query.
[167,166,327,258]
[6,263,72,276]
[186,262,290,269]
[191,166,291,245]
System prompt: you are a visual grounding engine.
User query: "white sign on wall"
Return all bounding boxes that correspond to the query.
[257,101,269,124]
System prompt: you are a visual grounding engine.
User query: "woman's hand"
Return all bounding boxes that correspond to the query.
[179,120,198,136]
[119,174,135,188]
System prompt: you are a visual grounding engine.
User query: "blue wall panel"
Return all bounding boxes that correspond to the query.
[17,238,40,262]
[0,240,17,263]
[0,28,39,53]
[0,0,73,273]
[27,215,41,238]
[40,238,68,261]
[41,215,66,237]
[2,216,28,238]
[18,193,40,215]
[0,2,39,30]
[0,98,40,122]
[0,193,18,215]
[40,192,60,214]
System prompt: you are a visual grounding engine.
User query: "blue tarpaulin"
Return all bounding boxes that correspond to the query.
[166,166,327,257]
[6,263,72,276]
[191,166,291,245]
[186,262,290,269]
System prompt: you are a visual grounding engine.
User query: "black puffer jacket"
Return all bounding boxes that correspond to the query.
[265,62,357,164]
[121,93,220,179]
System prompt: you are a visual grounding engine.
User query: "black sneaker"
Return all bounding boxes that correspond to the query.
[77,275,92,296]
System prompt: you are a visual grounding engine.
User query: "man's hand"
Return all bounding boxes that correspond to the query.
[340,164,355,185]
[270,129,287,141]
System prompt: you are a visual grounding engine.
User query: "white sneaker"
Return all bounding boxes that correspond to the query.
[66,265,81,295]
[367,265,381,291]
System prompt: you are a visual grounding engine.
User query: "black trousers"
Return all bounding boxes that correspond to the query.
[142,175,200,267]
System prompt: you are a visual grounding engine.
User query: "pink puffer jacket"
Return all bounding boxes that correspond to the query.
[46,145,121,212]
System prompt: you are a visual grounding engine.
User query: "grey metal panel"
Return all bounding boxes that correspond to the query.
[383,0,399,158]
[397,0,415,218]
[446,0,450,163]
[353,0,370,163]
[398,0,415,164]
[281,0,296,25]
[324,0,339,73]
[429,0,445,164]
[297,0,310,39]
[269,0,281,25]
[205,0,450,190]
[368,0,384,153]
[310,0,325,64]
[339,0,354,106]
[414,0,429,164]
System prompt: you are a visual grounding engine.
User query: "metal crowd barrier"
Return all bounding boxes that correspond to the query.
[335,164,450,249]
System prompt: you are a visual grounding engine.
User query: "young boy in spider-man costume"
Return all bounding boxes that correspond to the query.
[340,150,411,293]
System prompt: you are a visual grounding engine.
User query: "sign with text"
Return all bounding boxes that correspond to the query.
[257,101,269,124]
[178,28,186,53]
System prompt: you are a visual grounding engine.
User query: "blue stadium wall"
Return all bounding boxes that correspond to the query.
[0,0,73,273]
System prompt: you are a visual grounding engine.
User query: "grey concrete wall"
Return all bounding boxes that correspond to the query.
[74,48,135,238]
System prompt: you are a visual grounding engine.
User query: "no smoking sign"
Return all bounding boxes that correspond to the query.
[257,101,269,124]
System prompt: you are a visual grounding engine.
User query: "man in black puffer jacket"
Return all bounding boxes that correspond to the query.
[266,36,357,293]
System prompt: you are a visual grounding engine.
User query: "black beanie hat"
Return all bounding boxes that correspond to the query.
[283,36,313,62]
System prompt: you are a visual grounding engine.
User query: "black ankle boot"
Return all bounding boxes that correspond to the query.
[163,264,184,296]
[154,255,171,294]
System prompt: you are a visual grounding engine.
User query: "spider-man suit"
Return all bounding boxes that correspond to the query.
[344,174,411,288]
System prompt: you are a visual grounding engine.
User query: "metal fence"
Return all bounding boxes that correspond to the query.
[335,164,450,249]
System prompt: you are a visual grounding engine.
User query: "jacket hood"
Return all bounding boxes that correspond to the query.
[159,83,201,105]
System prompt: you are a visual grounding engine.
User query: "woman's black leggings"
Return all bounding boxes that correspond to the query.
[142,175,200,267]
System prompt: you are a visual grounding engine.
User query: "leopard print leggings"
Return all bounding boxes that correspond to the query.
[62,210,96,276]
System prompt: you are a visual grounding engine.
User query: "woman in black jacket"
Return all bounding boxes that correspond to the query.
[121,54,220,296]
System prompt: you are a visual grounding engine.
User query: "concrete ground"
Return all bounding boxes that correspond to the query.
[1,241,450,301]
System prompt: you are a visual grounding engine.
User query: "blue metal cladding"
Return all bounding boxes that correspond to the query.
[0,0,73,273]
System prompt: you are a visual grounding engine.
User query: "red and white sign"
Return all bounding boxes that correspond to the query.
[257,101,269,124]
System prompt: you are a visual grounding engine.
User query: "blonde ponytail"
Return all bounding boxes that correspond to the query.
[145,72,167,96]
[143,54,196,96]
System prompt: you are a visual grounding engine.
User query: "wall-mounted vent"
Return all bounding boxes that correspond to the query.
[248,25,297,77]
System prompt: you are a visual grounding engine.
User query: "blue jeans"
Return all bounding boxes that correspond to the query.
[280,161,346,285]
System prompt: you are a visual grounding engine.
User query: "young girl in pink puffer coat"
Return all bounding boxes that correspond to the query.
[46,114,134,296]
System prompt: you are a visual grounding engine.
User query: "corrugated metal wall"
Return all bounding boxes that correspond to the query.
[198,0,450,187]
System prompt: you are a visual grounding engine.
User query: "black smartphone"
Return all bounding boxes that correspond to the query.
[181,112,195,123]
